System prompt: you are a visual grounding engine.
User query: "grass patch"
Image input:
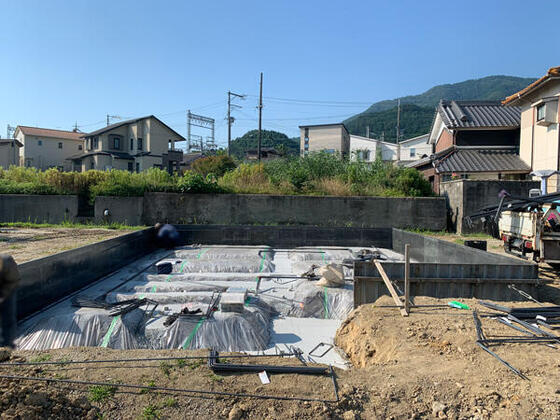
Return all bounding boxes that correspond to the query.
[453,239,465,245]
[208,373,223,383]
[140,380,157,394]
[88,385,117,403]
[0,221,145,230]
[162,397,178,408]
[141,404,161,420]
[30,354,52,363]
[159,361,171,377]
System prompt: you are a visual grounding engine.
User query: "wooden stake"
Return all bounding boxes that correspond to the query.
[374,260,408,317]
[404,244,410,315]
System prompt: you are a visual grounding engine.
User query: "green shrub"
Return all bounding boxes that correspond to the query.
[0,155,433,198]
[192,155,236,177]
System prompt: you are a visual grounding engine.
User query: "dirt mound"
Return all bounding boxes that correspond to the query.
[0,380,98,419]
[335,296,560,419]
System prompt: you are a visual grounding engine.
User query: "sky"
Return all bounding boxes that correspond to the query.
[1,0,559,148]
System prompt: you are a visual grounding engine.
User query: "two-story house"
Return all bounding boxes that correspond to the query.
[503,66,560,193]
[0,139,22,169]
[70,115,185,172]
[409,100,530,193]
[299,123,350,157]
[14,126,84,170]
[349,133,431,163]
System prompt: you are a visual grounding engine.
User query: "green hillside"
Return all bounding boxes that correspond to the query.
[344,75,535,142]
[230,129,299,159]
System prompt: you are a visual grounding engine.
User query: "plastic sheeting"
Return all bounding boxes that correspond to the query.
[16,308,145,350]
[174,247,273,261]
[16,245,375,353]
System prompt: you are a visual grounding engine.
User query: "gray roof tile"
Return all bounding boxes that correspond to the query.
[438,100,520,129]
[435,147,530,173]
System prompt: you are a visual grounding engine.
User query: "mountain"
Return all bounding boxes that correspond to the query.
[230,129,299,159]
[344,75,536,142]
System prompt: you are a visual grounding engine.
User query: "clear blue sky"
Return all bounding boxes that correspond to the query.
[1,0,558,146]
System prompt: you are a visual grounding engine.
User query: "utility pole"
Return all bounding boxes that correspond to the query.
[396,98,401,142]
[257,72,263,163]
[366,125,370,139]
[396,99,401,161]
[227,91,245,156]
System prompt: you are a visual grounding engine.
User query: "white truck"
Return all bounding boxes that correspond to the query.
[499,207,560,265]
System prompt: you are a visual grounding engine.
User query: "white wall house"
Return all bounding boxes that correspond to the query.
[349,134,430,163]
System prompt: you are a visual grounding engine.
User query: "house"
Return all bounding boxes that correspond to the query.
[0,139,22,169]
[409,100,529,193]
[70,115,185,173]
[299,123,350,157]
[349,133,430,164]
[14,126,84,170]
[503,66,560,192]
[398,134,431,162]
[246,147,282,161]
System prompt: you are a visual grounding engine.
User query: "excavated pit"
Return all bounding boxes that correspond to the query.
[15,245,403,368]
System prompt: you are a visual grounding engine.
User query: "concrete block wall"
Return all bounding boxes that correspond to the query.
[440,180,540,234]
[0,194,79,224]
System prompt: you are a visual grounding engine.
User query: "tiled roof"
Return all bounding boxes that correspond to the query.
[434,147,530,173]
[503,66,560,105]
[438,100,520,129]
[0,139,23,147]
[84,115,185,140]
[17,126,84,141]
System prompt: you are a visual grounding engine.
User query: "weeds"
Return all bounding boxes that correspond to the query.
[159,361,171,377]
[162,397,178,408]
[30,354,51,363]
[0,153,434,199]
[88,385,117,403]
[208,373,223,383]
[141,404,160,420]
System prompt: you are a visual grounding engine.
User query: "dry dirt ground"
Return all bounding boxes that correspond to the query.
[3,296,560,419]
[0,227,135,263]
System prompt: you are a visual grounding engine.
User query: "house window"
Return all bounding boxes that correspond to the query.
[364,150,370,160]
[78,144,83,150]
[537,103,546,121]
[112,137,121,149]
[324,149,336,154]
[58,142,63,149]
[130,138,134,150]
[135,162,140,172]
[38,140,42,146]
[90,161,94,169]
[410,148,416,158]
[93,137,98,149]
[137,138,143,151]
[128,162,133,172]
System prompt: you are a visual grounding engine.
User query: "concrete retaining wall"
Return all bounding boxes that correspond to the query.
[354,228,539,305]
[17,229,156,320]
[0,194,79,223]
[142,193,447,230]
[94,196,144,226]
[440,180,540,234]
[175,225,393,248]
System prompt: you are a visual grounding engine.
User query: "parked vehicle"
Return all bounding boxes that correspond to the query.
[466,190,560,265]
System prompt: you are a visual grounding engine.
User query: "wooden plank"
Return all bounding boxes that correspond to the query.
[374,260,408,317]
[404,244,410,315]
